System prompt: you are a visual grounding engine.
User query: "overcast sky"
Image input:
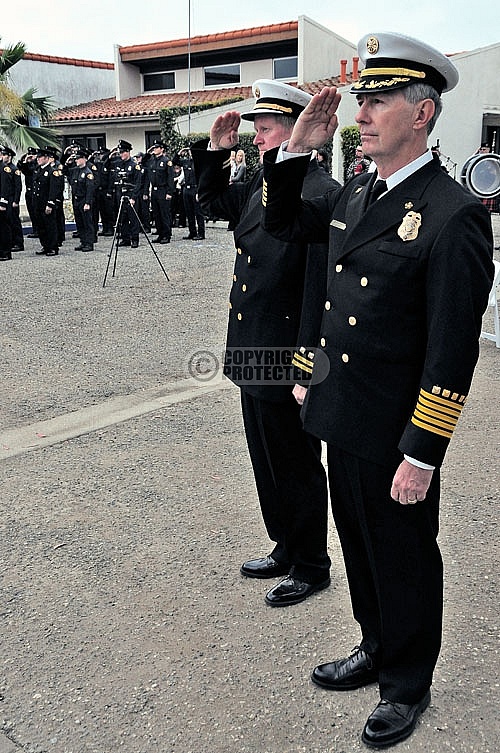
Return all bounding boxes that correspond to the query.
[2,0,498,63]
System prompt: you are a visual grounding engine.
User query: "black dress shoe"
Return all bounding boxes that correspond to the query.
[11,245,23,252]
[131,240,139,248]
[192,235,205,240]
[265,575,330,607]
[361,691,431,748]
[160,238,170,244]
[74,245,84,250]
[240,555,289,579]
[35,249,47,255]
[118,239,131,247]
[312,646,378,690]
[182,235,195,240]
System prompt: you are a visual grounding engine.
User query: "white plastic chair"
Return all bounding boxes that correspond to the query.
[481,259,500,348]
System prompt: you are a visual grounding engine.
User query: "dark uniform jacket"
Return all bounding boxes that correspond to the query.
[70,163,95,204]
[148,154,175,196]
[1,162,22,204]
[33,161,64,209]
[262,151,494,465]
[193,141,340,402]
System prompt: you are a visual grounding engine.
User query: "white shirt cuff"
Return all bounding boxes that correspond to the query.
[404,454,435,471]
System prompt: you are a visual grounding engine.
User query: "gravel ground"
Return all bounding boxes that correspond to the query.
[0,217,499,753]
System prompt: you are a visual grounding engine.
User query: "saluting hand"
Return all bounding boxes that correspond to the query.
[288,86,341,153]
[210,111,241,150]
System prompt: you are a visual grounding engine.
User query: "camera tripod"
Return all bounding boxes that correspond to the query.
[102,195,170,287]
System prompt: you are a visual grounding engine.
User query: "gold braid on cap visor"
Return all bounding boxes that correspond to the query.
[254,101,294,114]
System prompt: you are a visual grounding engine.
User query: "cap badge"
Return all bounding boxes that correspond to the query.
[398,211,421,242]
[366,36,379,55]
[254,86,261,98]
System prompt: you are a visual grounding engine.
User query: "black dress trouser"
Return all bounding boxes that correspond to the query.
[240,390,331,584]
[326,444,443,704]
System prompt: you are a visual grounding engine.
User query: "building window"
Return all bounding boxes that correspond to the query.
[204,63,240,87]
[273,56,298,80]
[62,135,106,154]
[144,72,175,92]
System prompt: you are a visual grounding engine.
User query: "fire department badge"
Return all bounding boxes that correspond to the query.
[366,36,379,55]
[397,211,421,242]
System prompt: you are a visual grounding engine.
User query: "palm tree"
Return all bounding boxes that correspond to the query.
[0,40,61,151]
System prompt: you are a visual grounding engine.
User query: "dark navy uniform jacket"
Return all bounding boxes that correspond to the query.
[193,140,340,402]
[262,150,494,466]
[70,164,95,204]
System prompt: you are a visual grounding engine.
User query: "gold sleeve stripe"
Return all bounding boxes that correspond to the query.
[222,157,232,169]
[410,387,465,439]
[292,352,313,373]
[411,417,453,439]
[421,387,466,409]
[417,392,462,419]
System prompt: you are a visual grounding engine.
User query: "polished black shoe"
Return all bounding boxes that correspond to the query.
[240,555,289,579]
[265,575,330,607]
[27,233,38,238]
[11,245,23,252]
[35,249,47,255]
[312,646,378,690]
[0,253,12,261]
[74,244,84,250]
[131,240,139,248]
[118,239,131,247]
[192,235,205,240]
[45,249,58,256]
[182,235,195,240]
[80,246,93,252]
[361,691,431,748]
[160,238,170,244]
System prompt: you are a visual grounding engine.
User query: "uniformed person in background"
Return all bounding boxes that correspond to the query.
[192,80,341,608]
[32,147,64,256]
[47,147,66,250]
[92,148,115,237]
[0,154,13,260]
[260,32,494,747]
[148,141,175,244]
[134,151,152,233]
[18,147,40,238]
[0,146,24,252]
[69,148,96,252]
[114,139,142,248]
[177,148,205,240]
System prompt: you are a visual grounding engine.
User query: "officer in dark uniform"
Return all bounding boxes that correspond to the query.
[0,156,13,260]
[18,147,40,238]
[114,140,142,248]
[92,148,115,236]
[134,151,152,232]
[192,80,341,607]
[33,147,64,256]
[0,146,24,251]
[46,147,66,249]
[177,148,205,240]
[261,33,494,747]
[148,141,175,244]
[68,148,96,252]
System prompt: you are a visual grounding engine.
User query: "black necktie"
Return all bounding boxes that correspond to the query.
[368,179,387,204]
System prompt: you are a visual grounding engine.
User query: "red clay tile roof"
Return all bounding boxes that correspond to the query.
[0,50,113,69]
[50,76,354,123]
[51,87,253,122]
[119,21,298,61]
